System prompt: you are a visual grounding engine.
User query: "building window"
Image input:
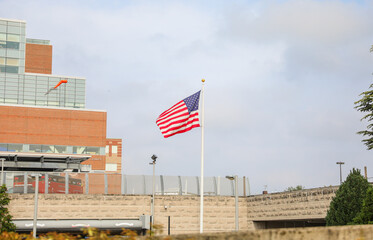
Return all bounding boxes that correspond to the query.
[105,163,117,172]
[86,147,100,155]
[55,145,67,154]
[105,145,109,154]
[41,145,55,153]
[0,144,6,151]
[112,146,118,154]
[29,144,42,153]
[7,144,23,152]
[73,146,86,154]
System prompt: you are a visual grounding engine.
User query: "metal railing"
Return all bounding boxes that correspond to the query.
[2,171,250,196]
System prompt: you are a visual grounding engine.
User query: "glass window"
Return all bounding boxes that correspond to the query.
[0,25,6,33]
[0,57,4,65]
[6,42,19,49]
[7,26,20,34]
[35,100,47,106]
[0,33,5,41]
[55,145,67,154]
[105,163,117,172]
[112,146,118,154]
[73,146,86,154]
[65,103,74,107]
[0,143,7,151]
[105,146,109,154]
[6,49,21,58]
[8,144,23,152]
[7,34,20,42]
[41,145,55,153]
[86,147,100,155]
[4,98,17,103]
[5,66,18,73]
[23,100,35,105]
[6,58,19,66]
[29,145,42,152]
[25,75,36,80]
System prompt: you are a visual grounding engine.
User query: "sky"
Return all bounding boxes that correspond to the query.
[1,0,373,194]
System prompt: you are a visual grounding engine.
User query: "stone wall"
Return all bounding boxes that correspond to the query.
[139,225,373,240]
[8,186,337,234]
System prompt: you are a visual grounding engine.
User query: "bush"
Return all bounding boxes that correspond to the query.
[325,168,371,226]
[352,187,373,224]
[0,185,16,232]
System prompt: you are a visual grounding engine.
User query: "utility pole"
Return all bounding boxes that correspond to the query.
[336,162,345,185]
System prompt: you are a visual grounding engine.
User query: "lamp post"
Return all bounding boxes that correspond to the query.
[336,162,345,185]
[33,174,39,238]
[226,175,238,231]
[149,154,157,227]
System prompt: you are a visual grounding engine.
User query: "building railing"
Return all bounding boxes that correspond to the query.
[1,171,250,196]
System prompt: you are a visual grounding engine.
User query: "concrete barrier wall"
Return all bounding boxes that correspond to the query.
[8,186,337,234]
[139,225,373,240]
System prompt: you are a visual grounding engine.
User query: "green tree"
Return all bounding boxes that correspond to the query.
[285,185,304,192]
[352,187,373,224]
[325,168,371,226]
[0,185,16,232]
[355,45,373,149]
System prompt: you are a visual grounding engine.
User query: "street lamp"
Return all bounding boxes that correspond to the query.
[149,154,157,227]
[226,175,238,231]
[336,162,345,185]
[33,174,39,238]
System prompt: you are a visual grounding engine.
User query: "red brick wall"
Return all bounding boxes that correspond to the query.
[0,105,106,147]
[25,43,52,74]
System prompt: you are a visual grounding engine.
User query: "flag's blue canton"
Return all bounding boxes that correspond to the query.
[183,91,200,113]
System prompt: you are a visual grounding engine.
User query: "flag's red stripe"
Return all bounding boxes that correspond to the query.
[161,117,200,135]
[158,112,199,130]
[158,101,184,119]
[163,123,200,138]
[156,105,187,124]
[156,108,188,125]
[157,111,191,128]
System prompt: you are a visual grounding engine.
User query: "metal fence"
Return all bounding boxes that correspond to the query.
[1,171,250,196]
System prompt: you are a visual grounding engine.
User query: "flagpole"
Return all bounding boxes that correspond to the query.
[200,79,205,233]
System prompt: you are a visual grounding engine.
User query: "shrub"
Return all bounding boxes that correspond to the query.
[325,168,371,226]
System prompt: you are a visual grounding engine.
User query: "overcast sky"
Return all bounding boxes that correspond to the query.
[1,0,373,194]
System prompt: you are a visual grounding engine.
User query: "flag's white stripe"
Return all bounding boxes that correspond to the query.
[163,118,200,137]
[157,108,189,125]
[160,112,199,134]
[157,102,185,121]
[160,112,199,133]
[157,111,190,128]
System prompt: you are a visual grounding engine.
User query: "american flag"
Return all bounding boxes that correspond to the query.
[156,91,201,138]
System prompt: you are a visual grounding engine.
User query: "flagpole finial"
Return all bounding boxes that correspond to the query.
[202,79,205,83]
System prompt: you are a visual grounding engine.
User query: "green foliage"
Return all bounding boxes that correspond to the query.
[0,185,16,233]
[285,185,304,192]
[352,187,373,224]
[325,169,371,226]
[354,84,373,150]
[355,46,373,150]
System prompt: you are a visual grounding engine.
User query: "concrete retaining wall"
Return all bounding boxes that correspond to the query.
[8,186,338,234]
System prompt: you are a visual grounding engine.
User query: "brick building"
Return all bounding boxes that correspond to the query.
[0,17,122,172]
